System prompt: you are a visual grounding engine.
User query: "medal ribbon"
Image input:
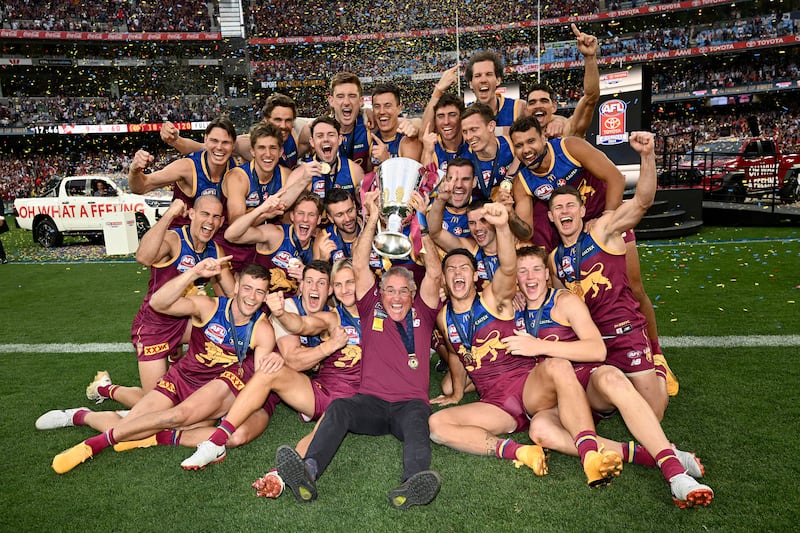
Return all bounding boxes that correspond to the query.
[394,311,416,357]
[555,232,584,283]
[446,296,479,355]
[227,301,257,367]
[524,288,551,339]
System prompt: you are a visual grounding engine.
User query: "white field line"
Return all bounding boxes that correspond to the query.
[1,335,799,354]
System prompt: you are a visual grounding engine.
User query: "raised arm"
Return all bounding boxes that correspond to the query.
[418,233,444,309]
[562,136,625,211]
[565,24,600,139]
[135,199,185,266]
[481,203,518,310]
[352,189,381,299]
[149,255,230,319]
[128,149,192,195]
[421,65,460,137]
[511,175,535,242]
[602,131,657,238]
[224,199,283,245]
[160,121,204,155]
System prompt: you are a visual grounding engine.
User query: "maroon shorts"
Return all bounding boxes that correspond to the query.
[572,362,602,389]
[603,325,654,376]
[478,367,534,433]
[309,377,359,420]
[131,307,188,362]
[155,357,279,416]
[216,234,255,274]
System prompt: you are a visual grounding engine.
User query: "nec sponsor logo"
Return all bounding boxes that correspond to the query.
[205,323,227,344]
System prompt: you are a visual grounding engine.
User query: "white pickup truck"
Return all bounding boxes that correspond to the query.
[13,175,168,247]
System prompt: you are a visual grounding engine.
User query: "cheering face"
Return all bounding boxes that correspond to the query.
[525,90,558,127]
[250,134,282,177]
[188,196,224,245]
[445,164,476,209]
[300,268,331,313]
[510,128,547,172]
[443,254,478,301]
[327,198,358,236]
[435,104,462,144]
[380,273,415,322]
[548,192,586,239]
[462,114,495,155]
[204,127,235,167]
[235,274,269,319]
[328,82,362,129]
[469,60,500,106]
[332,267,356,308]
[290,200,321,245]
[516,254,549,304]
[310,122,341,164]
[372,92,401,135]
[266,105,295,143]
[467,209,497,249]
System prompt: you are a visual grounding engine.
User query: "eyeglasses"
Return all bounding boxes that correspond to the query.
[383,287,412,297]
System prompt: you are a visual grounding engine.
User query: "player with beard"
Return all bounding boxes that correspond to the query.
[509,115,625,248]
[314,189,363,263]
[545,132,668,419]
[225,192,322,295]
[423,157,475,239]
[428,203,623,488]
[303,116,364,202]
[421,92,469,174]
[50,260,281,474]
[370,83,422,165]
[503,246,713,508]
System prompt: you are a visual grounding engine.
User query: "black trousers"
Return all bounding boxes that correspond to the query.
[306,394,432,482]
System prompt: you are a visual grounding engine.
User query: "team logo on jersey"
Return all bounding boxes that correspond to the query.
[200,188,219,197]
[534,183,554,200]
[332,250,345,262]
[312,180,327,197]
[476,260,489,280]
[178,254,197,272]
[515,316,525,329]
[272,250,294,269]
[447,323,460,343]
[245,191,261,207]
[344,325,360,344]
[205,323,227,344]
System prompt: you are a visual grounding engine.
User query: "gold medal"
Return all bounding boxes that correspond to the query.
[319,162,331,174]
[408,356,419,370]
[500,179,512,192]
[462,350,474,366]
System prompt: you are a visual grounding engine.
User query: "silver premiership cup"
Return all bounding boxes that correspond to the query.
[372,157,424,259]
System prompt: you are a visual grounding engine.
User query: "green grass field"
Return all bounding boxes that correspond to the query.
[1,224,799,532]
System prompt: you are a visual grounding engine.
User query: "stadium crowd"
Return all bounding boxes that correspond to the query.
[1,0,216,32]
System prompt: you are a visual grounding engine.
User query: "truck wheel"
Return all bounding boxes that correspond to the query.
[780,176,799,204]
[35,218,63,248]
[135,213,150,239]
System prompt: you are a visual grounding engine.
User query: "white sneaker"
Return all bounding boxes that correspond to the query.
[35,408,87,430]
[670,473,714,508]
[86,371,112,404]
[673,447,705,478]
[181,441,227,470]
